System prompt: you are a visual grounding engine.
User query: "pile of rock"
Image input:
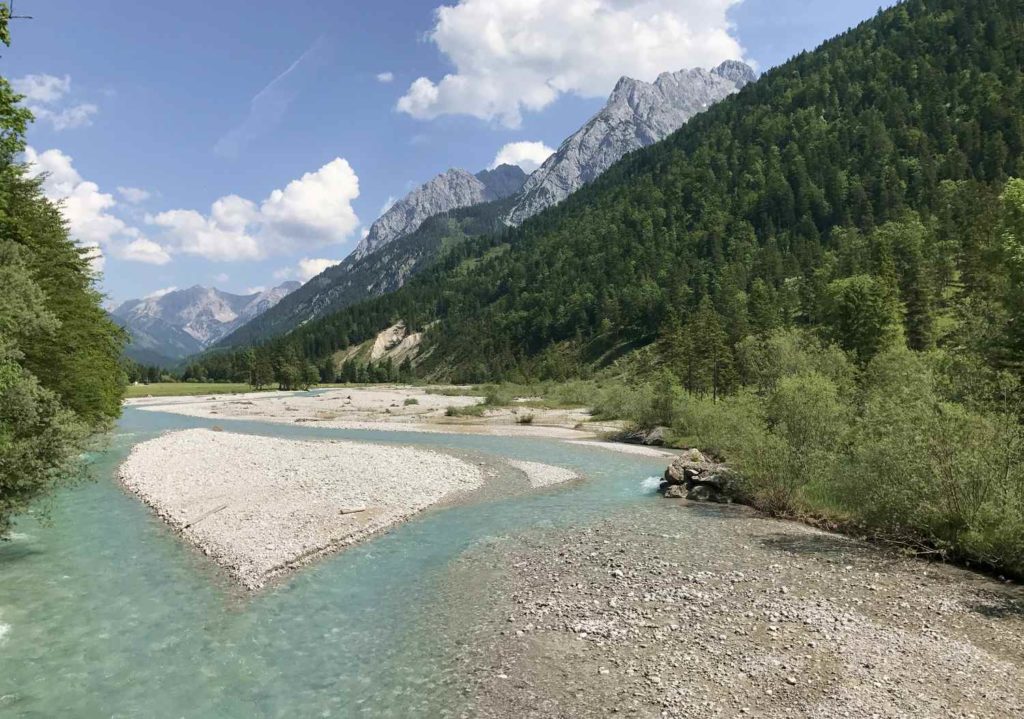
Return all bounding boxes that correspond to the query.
[660,449,739,503]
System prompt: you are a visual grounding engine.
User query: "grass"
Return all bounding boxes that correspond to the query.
[123,382,258,398]
[444,404,486,417]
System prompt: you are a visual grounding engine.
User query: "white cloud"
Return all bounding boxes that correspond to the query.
[146,286,178,299]
[243,286,266,295]
[12,73,71,103]
[23,146,171,266]
[274,257,341,282]
[492,140,555,173]
[398,0,745,127]
[13,73,98,131]
[31,103,98,131]
[213,272,230,283]
[117,186,151,204]
[379,195,396,216]
[149,157,361,262]
[121,238,171,265]
[376,71,394,83]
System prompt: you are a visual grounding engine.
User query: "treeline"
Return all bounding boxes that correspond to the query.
[0,8,126,534]
[174,346,415,390]
[185,0,1024,392]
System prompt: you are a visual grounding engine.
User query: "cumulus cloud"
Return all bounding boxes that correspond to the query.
[274,257,341,282]
[376,71,394,83]
[13,73,98,131]
[492,140,555,173]
[23,146,171,266]
[117,186,151,204]
[121,238,172,265]
[149,158,361,262]
[398,0,745,127]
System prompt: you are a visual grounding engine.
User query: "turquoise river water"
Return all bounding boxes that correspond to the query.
[0,404,670,717]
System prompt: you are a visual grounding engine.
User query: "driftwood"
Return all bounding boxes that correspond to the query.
[339,506,367,515]
[184,503,228,529]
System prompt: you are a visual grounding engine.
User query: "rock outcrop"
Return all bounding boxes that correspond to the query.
[661,450,740,503]
[353,164,526,260]
[505,60,755,226]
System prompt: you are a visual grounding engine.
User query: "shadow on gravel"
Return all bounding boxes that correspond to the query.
[966,591,1024,620]
[758,532,867,558]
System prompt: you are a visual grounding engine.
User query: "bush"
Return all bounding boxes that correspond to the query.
[403,397,419,406]
[516,413,535,424]
[445,404,485,417]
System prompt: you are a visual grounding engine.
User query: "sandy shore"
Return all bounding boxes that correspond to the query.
[119,428,485,588]
[127,386,619,439]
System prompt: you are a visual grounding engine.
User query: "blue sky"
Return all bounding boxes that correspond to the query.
[4,0,892,305]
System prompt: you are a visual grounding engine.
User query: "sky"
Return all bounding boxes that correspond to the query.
[3,0,894,305]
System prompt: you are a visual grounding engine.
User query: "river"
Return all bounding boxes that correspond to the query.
[0,404,668,717]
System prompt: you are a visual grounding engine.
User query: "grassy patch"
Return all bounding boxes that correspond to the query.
[123,382,258,398]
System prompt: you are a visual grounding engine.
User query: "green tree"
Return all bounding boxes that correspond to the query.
[0,9,126,534]
[824,275,898,363]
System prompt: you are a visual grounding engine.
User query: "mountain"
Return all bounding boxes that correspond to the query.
[353,164,526,260]
[505,60,755,226]
[113,282,299,363]
[189,0,1024,385]
[215,197,515,349]
[217,65,749,350]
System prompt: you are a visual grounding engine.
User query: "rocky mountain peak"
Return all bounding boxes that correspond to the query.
[505,60,755,226]
[353,164,526,260]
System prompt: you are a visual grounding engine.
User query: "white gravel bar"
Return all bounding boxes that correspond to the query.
[506,459,580,488]
[119,429,484,589]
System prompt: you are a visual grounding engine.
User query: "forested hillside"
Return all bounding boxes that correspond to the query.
[0,8,126,534]
[192,0,1024,389]
[215,195,518,350]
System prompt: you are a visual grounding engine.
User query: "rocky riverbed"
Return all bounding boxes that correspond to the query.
[443,501,1024,718]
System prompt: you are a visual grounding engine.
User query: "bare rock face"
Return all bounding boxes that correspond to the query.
[505,60,755,226]
[112,282,300,362]
[353,164,526,259]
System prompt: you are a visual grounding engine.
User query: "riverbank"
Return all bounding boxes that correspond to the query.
[118,428,487,589]
[445,502,1024,718]
[125,385,633,441]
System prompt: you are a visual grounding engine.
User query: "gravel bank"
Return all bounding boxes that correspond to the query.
[128,387,609,439]
[444,503,1024,718]
[118,429,485,588]
[507,460,581,488]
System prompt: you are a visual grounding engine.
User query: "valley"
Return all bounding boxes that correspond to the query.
[3,0,1024,716]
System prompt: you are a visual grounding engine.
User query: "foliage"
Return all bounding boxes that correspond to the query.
[0,13,126,534]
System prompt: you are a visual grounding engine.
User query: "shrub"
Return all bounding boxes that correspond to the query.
[403,397,419,406]
[516,413,535,424]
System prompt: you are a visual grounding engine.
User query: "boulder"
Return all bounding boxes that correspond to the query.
[663,484,688,499]
[642,426,669,446]
[686,485,714,502]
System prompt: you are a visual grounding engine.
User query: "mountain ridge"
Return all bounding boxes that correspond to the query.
[114,282,299,363]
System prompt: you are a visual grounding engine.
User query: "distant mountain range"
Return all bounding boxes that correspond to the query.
[214,60,754,351]
[112,282,300,364]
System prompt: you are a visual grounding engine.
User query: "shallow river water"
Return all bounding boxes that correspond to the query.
[0,405,670,717]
